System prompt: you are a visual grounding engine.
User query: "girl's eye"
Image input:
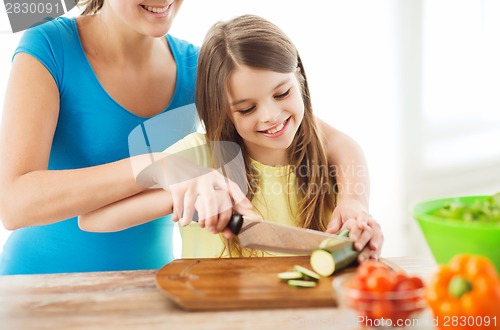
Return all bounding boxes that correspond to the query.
[237,106,255,115]
[275,88,291,99]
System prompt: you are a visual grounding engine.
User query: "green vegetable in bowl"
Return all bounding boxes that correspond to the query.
[433,192,500,223]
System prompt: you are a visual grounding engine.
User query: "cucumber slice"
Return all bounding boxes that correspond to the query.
[310,249,337,277]
[310,245,359,277]
[287,279,317,288]
[277,271,303,281]
[293,265,320,281]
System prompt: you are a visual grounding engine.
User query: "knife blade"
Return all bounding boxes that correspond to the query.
[224,214,353,255]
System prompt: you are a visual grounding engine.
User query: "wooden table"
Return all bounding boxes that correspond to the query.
[0,257,438,330]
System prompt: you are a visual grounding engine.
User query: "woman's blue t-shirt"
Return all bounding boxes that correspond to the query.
[0,17,199,274]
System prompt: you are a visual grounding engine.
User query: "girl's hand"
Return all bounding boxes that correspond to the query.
[326,198,384,261]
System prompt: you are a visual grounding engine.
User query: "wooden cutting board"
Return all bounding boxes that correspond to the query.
[155,256,356,311]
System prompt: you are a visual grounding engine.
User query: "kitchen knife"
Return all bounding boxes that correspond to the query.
[223,214,353,255]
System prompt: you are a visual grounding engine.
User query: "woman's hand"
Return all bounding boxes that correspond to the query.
[169,169,259,239]
[196,189,262,239]
[326,198,383,261]
[134,151,256,237]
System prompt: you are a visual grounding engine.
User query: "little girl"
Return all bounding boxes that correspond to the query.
[79,15,383,259]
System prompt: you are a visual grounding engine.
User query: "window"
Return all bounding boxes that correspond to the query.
[422,0,500,172]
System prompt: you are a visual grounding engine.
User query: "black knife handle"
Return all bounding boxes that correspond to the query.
[191,212,244,235]
[227,214,244,235]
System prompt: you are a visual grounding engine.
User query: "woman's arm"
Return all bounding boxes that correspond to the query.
[0,53,148,230]
[79,179,257,239]
[79,188,173,232]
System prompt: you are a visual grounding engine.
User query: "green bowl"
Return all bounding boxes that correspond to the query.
[412,195,500,272]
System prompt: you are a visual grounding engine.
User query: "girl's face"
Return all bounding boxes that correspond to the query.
[104,0,183,37]
[227,66,305,166]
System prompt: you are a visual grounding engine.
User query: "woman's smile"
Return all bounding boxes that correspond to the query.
[140,2,173,18]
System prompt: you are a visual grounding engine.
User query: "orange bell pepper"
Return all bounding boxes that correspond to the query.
[426,254,500,330]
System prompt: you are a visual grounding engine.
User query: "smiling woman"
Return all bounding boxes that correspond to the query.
[0,0,199,273]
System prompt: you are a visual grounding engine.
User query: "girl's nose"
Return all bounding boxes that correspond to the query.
[260,103,281,123]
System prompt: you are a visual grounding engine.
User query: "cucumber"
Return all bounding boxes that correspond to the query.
[336,229,351,238]
[319,238,337,250]
[277,271,303,281]
[310,244,359,277]
[293,265,321,281]
[319,230,350,250]
[287,279,317,288]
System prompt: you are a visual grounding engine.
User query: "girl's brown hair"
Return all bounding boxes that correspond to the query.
[77,0,104,15]
[196,15,337,256]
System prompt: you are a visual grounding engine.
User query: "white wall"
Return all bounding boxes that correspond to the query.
[1,1,499,258]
